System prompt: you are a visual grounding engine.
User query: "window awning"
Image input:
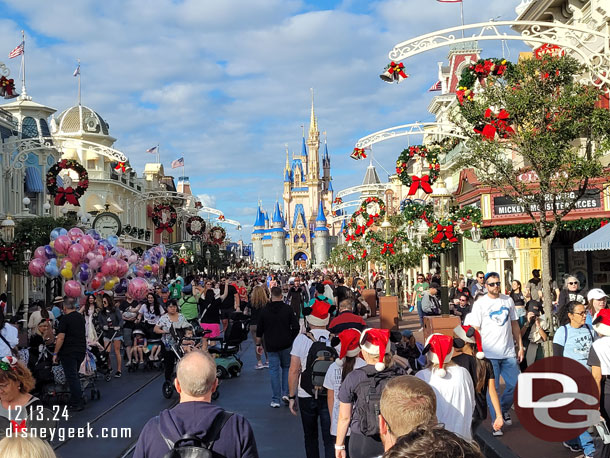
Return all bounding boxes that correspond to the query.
[574,223,610,251]
[24,167,44,193]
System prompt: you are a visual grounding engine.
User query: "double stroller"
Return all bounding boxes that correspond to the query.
[207,311,250,379]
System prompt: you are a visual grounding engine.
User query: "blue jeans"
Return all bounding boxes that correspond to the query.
[59,352,85,407]
[416,300,423,327]
[566,431,595,456]
[487,357,520,422]
[268,348,291,403]
[298,396,333,458]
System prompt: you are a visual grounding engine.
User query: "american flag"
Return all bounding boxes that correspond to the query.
[428,81,442,92]
[8,42,24,59]
[171,157,184,169]
[73,64,80,77]
[145,146,158,154]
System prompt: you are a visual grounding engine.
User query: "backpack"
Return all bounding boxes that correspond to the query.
[160,411,233,458]
[562,324,594,346]
[300,332,337,399]
[353,365,403,438]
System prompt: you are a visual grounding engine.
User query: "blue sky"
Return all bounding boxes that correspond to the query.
[0,0,526,242]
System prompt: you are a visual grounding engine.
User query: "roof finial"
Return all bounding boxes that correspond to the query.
[285,144,290,170]
[309,88,317,136]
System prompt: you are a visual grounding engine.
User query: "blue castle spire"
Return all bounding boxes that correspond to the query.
[272,201,283,224]
[301,136,307,158]
[316,200,327,223]
[253,207,264,227]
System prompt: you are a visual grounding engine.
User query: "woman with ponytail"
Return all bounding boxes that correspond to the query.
[453,325,503,437]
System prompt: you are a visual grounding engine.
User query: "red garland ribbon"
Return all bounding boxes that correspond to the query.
[218,215,225,221]
[178,258,188,265]
[361,250,368,259]
[475,109,514,140]
[347,255,355,261]
[601,220,609,227]
[408,175,433,195]
[54,187,80,206]
[381,243,395,255]
[432,224,458,244]
[155,223,174,234]
[115,162,127,172]
[0,246,15,263]
[389,62,408,79]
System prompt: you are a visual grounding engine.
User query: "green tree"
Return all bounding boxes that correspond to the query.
[454,55,610,323]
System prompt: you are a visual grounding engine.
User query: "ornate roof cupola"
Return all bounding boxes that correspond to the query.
[314,200,328,232]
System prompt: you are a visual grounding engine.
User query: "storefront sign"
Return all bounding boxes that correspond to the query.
[534,43,565,60]
[493,191,601,216]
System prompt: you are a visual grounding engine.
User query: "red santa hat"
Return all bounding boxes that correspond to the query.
[593,309,610,337]
[423,333,454,378]
[453,325,485,360]
[359,328,391,371]
[332,329,361,367]
[304,300,333,327]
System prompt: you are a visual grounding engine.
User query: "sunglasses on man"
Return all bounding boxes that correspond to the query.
[487,282,501,287]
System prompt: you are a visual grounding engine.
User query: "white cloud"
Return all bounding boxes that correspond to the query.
[197,193,217,208]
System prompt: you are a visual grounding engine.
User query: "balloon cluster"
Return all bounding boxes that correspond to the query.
[27,227,168,301]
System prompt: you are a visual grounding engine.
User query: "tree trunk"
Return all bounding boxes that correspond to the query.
[540,237,554,357]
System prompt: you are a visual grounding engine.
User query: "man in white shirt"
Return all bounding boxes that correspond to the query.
[464,272,523,436]
[288,301,334,458]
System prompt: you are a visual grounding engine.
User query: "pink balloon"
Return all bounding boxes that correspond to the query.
[28,258,46,277]
[79,235,95,253]
[151,264,159,275]
[34,246,47,260]
[54,235,71,255]
[128,277,149,301]
[68,243,85,263]
[64,280,82,298]
[101,258,118,276]
[67,227,85,242]
[115,259,129,278]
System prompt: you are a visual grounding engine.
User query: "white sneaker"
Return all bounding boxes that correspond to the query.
[502,412,512,426]
[270,402,280,408]
[492,429,503,436]
[255,362,264,370]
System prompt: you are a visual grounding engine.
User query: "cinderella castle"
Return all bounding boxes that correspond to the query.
[252,98,337,268]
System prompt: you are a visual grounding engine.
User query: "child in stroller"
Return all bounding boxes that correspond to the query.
[207,311,250,379]
[161,326,219,400]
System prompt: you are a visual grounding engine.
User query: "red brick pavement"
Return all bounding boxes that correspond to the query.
[365,306,581,458]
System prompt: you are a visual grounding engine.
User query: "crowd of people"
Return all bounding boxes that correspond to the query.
[0,266,608,458]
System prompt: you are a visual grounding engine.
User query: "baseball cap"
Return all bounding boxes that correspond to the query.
[401,329,413,338]
[161,286,169,293]
[429,282,440,289]
[588,288,608,301]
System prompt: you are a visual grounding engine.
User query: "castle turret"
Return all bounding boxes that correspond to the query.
[252,207,265,266]
[313,199,329,266]
[322,140,331,192]
[271,201,286,265]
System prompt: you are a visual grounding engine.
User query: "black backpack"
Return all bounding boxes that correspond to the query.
[159,411,233,458]
[300,332,338,399]
[353,365,403,438]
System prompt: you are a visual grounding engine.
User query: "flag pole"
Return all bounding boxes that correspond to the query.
[20,30,26,97]
[460,1,465,38]
[157,143,160,164]
[77,59,81,106]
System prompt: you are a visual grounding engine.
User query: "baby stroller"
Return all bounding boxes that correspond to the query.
[88,329,118,382]
[208,312,250,379]
[161,326,220,401]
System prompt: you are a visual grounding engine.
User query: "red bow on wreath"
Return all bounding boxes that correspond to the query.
[381,243,395,255]
[351,148,367,160]
[355,225,366,236]
[361,250,368,259]
[0,246,15,264]
[178,258,188,265]
[115,162,127,172]
[475,109,514,140]
[601,220,609,227]
[156,223,174,234]
[347,255,355,261]
[432,225,458,244]
[408,175,433,195]
[218,215,225,221]
[54,187,80,206]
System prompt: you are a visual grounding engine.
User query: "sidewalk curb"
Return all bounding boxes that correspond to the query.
[474,427,519,458]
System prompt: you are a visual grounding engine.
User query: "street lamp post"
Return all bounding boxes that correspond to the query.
[23,248,31,328]
[179,243,187,277]
[431,179,452,316]
[205,248,211,276]
[1,216,15,317]
[381,217,393,297]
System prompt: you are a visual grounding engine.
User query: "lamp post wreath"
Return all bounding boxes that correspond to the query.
[152,203,177,234]
[46,159,89,206]
[396,145,440,195]
[209,226,226,245]
[186,216,206,237]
